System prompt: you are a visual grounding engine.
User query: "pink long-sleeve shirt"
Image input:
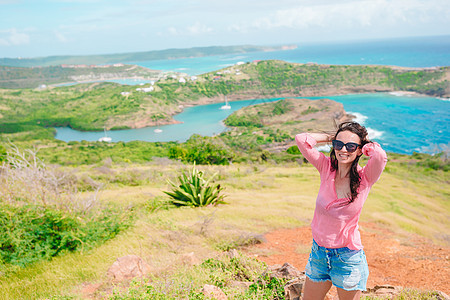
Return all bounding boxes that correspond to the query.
[296,133,387,250]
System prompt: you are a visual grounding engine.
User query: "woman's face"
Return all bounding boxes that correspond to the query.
[334,130,362,165]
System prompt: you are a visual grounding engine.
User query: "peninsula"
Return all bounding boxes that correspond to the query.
[0,60,448,141]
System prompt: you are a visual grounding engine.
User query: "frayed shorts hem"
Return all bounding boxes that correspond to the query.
[305,275,366,292]
[333,283,366,292]
[305,274,331,284]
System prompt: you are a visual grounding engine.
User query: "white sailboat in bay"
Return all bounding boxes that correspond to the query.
[154,118,163,133]
[220,96,231,110]
[98,127,112,142]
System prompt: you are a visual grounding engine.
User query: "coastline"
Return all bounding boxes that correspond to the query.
[47,76,160,88]
[49,90,448,155]
[130,88,434,129]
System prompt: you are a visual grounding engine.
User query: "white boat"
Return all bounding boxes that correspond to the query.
[220,96,231,110]
[98,127,112,142]
[153,119,163,133]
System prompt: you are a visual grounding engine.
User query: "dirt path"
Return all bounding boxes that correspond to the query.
[244,223,449,296]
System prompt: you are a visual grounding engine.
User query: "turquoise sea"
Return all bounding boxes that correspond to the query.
[55,93,449,154]
[131,35,450,75]
[55,36,450,154]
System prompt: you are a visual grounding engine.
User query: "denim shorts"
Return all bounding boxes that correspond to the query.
[305,239,369,291]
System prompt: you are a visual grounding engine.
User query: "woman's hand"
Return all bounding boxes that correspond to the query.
[362,142,381,157]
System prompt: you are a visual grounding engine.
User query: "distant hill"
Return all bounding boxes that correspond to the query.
[0,64,162,89]
[0,45,295,68]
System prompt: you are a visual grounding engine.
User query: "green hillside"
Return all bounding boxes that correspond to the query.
[0,60,448,143]
[0,64,161,89]
[0,85,448,299]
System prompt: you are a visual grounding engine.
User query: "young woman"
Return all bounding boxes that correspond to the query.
[295,122,387,300]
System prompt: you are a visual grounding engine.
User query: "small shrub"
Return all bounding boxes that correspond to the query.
[168,145,188,161]
[246,274,286,300]
[286,145,300,155]
[201,254,263,286]
[168,135,234,165]
[164,164,226,207]
[0,204,130,268]
[271,99,293,115]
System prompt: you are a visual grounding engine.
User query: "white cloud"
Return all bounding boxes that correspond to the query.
[162,22,213,37]
[227,0,450,32]
[187,22,213,35]
[54,30,69,42]
[227,24,249,34]
[0,28,30,46]
[167,27,178,36]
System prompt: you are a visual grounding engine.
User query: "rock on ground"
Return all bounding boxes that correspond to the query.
[107,255,150,281]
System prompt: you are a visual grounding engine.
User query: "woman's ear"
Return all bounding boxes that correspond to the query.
[356,147,363,157]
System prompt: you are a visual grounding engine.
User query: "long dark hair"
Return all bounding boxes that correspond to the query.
[330,121,370,204]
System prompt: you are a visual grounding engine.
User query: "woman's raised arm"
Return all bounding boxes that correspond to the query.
[361,142,388,185]
[295,132,332,173]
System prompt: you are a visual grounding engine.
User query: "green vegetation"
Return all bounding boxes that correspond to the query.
[0,204,129,269]
[0,61,448,299]
[389,289,450,300]
[164,164,226,207]
[221,98,339,162]
[0,154,447,299]
[0,82,170,133]
[0,145,131,276]
[381,68,449,97]
[168,134,234,165]
[411,151,449,171]
[0,61,448,139]
[110,252,287,300]
[0,64,160,89]
[36,140,172,165]
[244,61,448,97]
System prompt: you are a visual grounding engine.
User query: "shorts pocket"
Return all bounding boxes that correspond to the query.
[311,240,319,252]
[337,249,362,264]
[309,240,322,263]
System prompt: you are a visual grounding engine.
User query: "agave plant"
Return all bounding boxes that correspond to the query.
[164,164,226,207]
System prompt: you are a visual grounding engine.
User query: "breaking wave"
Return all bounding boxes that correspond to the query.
[367,127,384,140]
[348,111,368,124]
[347,111,383,140]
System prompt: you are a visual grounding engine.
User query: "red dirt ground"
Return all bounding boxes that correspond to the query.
[244,222,449,297]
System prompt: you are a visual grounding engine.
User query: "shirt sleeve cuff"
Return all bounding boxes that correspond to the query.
[362,142,381,156]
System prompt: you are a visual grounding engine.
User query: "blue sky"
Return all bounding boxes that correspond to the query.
[1,0,449,58]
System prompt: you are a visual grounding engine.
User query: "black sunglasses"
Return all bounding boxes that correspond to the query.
[332,140,361,153]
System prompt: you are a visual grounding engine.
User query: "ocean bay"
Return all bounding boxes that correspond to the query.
[55,93,449,155]
[54,35,450,155]
[131,35,450,75]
